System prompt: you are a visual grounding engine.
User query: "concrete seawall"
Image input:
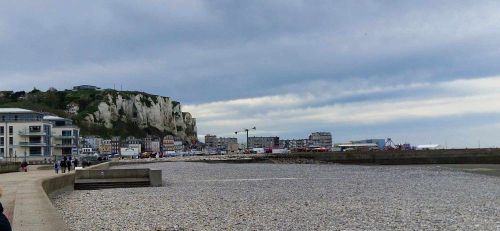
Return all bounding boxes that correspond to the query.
[0,162,21,173]
[12,162,110,231]
[11,161,162,231]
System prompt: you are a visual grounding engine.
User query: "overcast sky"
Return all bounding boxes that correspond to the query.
[2,1,500,147]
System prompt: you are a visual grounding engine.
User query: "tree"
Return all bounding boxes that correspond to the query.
[30,88,41,94]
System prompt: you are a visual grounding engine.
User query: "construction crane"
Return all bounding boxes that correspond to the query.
[235,127,256,150]
[384,138,397,151]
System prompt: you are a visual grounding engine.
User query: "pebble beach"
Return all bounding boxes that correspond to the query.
[51,162,500,230]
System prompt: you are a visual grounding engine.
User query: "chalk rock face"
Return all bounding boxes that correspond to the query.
[84,93,197,141]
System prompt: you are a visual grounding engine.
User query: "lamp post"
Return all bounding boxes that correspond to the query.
[235,127,256,150]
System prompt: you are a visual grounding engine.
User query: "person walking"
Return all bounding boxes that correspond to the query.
[54,161,60,174]
[20,161,28,172]
[60,160,66,173]
[73,158,79,169]
[66,160,71,172]
[0,188,13,231]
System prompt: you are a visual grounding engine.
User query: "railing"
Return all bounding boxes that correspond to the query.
[52,135,76,139]
[17,142,47,147]
[18,130,47,136]
[53,143,75,148]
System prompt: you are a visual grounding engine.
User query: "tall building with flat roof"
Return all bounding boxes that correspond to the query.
[111,136,121,154]
[309,132,332,149]
[248,136,279,149]
[217,137,238,150]
[205,134,217,148]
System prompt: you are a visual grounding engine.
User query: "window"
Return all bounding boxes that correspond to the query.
[29,126,41,132]
[0,137,4,146]
[0,148,4,156]
[9,137,13,145]
[29,137,41,143]
[62,139,73,145]
[0,126,3,135]
[62,130,72,137]
[9,126,13,134]
[62,148,72,155]
[29,147,42,156]
[14,115,18,121]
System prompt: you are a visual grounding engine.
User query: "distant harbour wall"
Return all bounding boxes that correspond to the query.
[269,149,500,165]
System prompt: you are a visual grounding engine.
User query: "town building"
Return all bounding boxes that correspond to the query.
[141,136,161,153]
[351,139,385,150]
[99,139,112,154]
[279,140,290,149]
[309,132,332,149]
[248,136,279,149]
[290,139,309,149]
[151,139,160,153]
[162,135,175,152]
[82,136,103,151]
[204,134,237,151]
[66,102,79,116]
[227,143,240,154]
[73,85,101,91]
[204,134,217,148]
[174,137,184,152]
[111,136,121,155]
[125,136,142,154]
[217,137,237,150]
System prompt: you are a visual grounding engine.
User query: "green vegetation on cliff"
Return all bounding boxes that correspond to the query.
[0,88,174,138]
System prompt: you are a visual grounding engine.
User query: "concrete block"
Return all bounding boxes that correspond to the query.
[149,169,162,187]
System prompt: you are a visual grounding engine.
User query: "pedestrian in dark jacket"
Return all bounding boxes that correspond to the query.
[60,160,66,173]
[67,160,71,172]
[0,188,13,231]
[54,161,60,174]
[73,159,79,168]
[20,161,28,172]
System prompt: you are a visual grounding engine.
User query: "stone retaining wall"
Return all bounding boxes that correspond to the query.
[0,162,21,173]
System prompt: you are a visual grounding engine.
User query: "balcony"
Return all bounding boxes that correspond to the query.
[53,143,76,148]
[18,130,47,136]
[52,135,76,139]
[17,142,47,147]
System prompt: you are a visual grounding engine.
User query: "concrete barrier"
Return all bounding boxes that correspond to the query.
[74,168,163,189]
[0,162,21,173]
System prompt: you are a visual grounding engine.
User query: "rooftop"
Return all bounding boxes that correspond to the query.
[43,115,67,121]
[0,108,35,113]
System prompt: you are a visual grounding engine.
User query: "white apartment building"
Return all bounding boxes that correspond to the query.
[44,115,80,157]
[0,108,80,160]
[0,108,52,160]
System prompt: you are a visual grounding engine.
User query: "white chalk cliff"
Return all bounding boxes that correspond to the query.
[83,93,197,141]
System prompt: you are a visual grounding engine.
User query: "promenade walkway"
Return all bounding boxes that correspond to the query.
[0,166,70,231]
